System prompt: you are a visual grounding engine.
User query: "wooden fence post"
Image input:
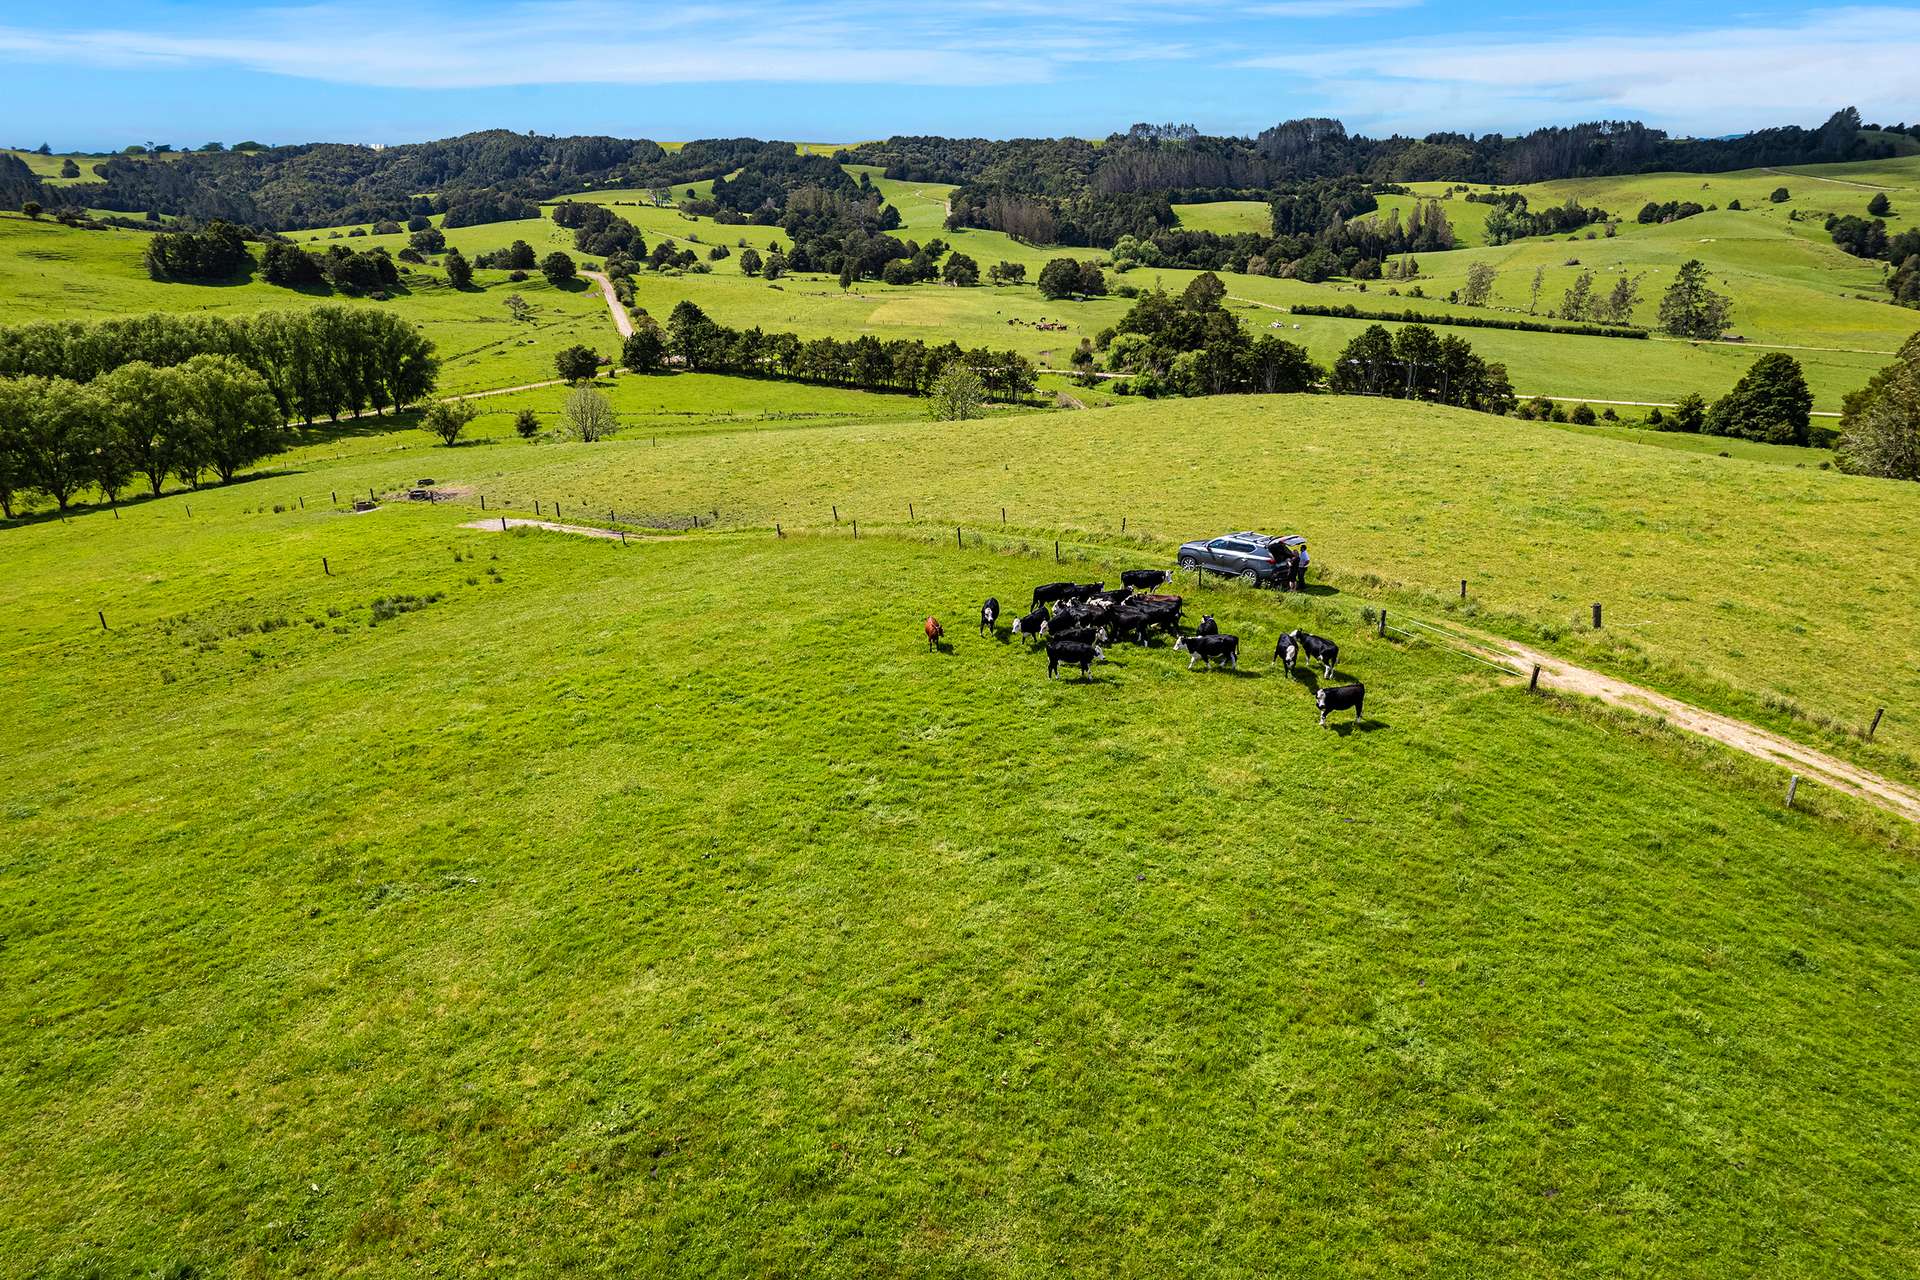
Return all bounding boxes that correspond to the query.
[500,516,507,531]
[1377,610,1386,638]
[776,522,782,538]
[1054,540,1060,563]
[479,494,485,510]
[1001,507,1006,525]
[535,500,541,515]
[852,519,859,539]
[323,557,330,577]
[1786,775,1800,809]
[98,611,107,631]
[331,491,337,504]
[1591,602,1603,629]
[832,505,838,523]
[1460,579,1466,598]
[909,503,914,519]
[1868,707,1885,740]
[956,526,963,549]
[1529,664,1540,691]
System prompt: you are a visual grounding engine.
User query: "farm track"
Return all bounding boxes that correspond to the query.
[581,271,634,339]
[1410,616,1920,823]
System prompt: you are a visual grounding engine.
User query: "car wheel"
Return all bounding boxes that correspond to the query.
[1178,555,1198,570]
[1239,569,1259,585]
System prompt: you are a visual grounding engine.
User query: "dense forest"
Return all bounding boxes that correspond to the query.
[17,108,1898,235]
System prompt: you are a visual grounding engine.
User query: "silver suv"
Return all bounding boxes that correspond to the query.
[1176,532,1309,587]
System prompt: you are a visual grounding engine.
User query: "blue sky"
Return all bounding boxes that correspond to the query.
[3,1,1917,149]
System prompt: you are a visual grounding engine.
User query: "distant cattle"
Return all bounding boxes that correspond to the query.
[1085,587,1133,609]
[1046,640,1104,680]
[1174,633,1239,670]
[1196,614,1218,637]
[1121,569,1171,592]
[924,617,944,650]
[979,597,1000,635]
[1315,683,1365,726]
[1010,605,1050,645]
[1044,624,1108,648]
[1276,629,1338,678]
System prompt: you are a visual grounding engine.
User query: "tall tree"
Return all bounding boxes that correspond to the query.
[1461,261,1497,307]
[1658,259,1734,338]
[177,355,285,483]
[98,361,188,496]
[1837,333,1920,479]
[443,246,473,290]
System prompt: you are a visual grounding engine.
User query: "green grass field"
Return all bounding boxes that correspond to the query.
[3,479,1916,1274]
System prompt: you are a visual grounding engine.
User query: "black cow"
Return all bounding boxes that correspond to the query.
[1067,581,1105,604]
[1046,624,1108,649]
[1315,683,1365,726]
[979,597,1000,635]
[1121,568,1171,592]
[1047,640,1104,680]
[1011,605,1050,645]
[1085,587,1133,609]
[1174,633,1239,670]
[1104,605,1155,645]
[1276,629,1338,678]
[1031,582,1078,609]
[1196,614,1218,636]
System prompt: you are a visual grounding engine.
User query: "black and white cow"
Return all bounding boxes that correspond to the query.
[1031,581,1078,610]
[1196,614,1218,637]
[1046,640,1104,680]
[1011,605,1050,645]
[1174,633,1239,670]
[1315,683,1365,727]
[1104,605,1155,646]
[1276,629,1338,678]
[1120,568,1171,592]
[1044,624,1108,649]
[1085,587,1133,610]
[979,597,1000,635]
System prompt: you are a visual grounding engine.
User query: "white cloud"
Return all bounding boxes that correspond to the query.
[1237,7,1920,134]
[0,0,1201,89]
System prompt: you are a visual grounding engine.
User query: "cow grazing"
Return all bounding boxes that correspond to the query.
[1196,614,1218,637]
[1045,624,1108,648]
[1174,633,1239,670]
[979,597,999,635]
[1065,582,1105,604]
[1277,629,1338,678]
[1031,581,1078,610]
[1104,605,1155,646]
[1010,605,1050,645]
[1121,568,1172,592]
[924,617,945,650]
[1315,683,1365,727]
[1046,640,1104,680]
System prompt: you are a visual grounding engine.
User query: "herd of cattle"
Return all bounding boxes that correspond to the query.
[924,568,1367,726]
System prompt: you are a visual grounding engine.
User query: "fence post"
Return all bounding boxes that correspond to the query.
[1378,610,1386,638]
[776,522,782,538]
[535,500,541,515]
[1460,579,1466,598]
[369,487,375,501]
[1122,516,1127,533]
[185,505,190,518]
[1868,707,1885,740]
[852,519,859,539]
[323,556,330,577]
[98,610,107,631]
[909,503,914,520]
[1786,775,1800,809]
[480,494,485,510]
[1001,507,1006,525]
[832,505,838,523]
[620,530,626,545]
[1529,663,1540,691]
[956,525,963,550]
[1054,539,1060,563]
[331,491,337,504]
[501,515,507,531]
[1591,602,1603,629]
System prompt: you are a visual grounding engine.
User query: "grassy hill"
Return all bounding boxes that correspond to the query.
[3,475,1916,1274]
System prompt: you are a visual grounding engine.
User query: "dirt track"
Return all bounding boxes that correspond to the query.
[1420,620,1920,822]
[580,271,634,339]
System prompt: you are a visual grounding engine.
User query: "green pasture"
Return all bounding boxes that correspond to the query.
[13,386,1913,783]
[0,212,614,395]
[2,485,1916,1275]
[1171,200,1273,237]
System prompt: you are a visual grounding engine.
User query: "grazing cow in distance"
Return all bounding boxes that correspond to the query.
[1174,633,1239,670]
[1277,629,1339,678]
[1047,640,1104,680]
[1011,605,1050,645]
[979,597,999,635]
[1196,614,1218,637]
[924,616,944,650]
[1121,569,1171,592]
[1315,683,1365,727]
[1031,581,1081,610]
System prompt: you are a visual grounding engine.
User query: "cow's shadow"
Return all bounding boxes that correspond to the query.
[930,638,954,655]
[1328,718,1387,736]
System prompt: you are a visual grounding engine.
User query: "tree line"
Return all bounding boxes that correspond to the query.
[0,307,439,426]
[1825,200,1920,307]
[1289,302,1646,339]
[616,300,1040,403]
